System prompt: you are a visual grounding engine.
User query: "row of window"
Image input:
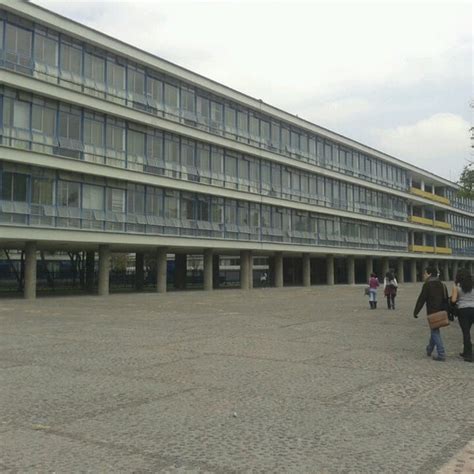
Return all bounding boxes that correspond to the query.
[446,188,473,214]
[0,14,409,191]
[447,213,474,235]
[0,90,412,223]
[449,237,474,257]
[0,166,411,251]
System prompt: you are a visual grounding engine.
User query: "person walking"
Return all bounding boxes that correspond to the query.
[450,268,474,363]
[368,273,379,309]
[413,265,448,361]
[383,271,398,310]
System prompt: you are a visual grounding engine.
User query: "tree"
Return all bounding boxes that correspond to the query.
[457,162,474,199]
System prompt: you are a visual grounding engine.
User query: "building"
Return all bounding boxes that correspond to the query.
[0,1,472,299]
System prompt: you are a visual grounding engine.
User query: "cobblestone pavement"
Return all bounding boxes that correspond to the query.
[1,284,473,473]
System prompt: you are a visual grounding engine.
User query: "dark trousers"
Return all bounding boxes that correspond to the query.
[458,307,474,358]
[386,295,395,309]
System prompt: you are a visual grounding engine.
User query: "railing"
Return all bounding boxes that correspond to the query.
[409,215,452,229]
[409,187,450,205]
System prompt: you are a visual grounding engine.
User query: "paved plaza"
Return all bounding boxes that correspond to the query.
[1,284,473,473]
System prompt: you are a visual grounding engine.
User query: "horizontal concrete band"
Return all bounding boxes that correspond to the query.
[1,71,470,218]
[0,225,472,260]
[0,0,461,189]
[1,148,472,239]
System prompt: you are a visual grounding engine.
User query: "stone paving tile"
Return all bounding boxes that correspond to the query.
[437,440,474,474]
[1,284,473,472]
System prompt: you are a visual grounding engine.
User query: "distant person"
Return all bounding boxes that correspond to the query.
[384,271,398,310]
[368,273,379,309]
[260,272,268,288]
[413,265,448,361]
[450,269,474,362]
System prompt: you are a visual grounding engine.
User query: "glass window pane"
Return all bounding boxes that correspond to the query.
[83,184,104,210]
[13,101,30,129]
[32,178,53,205]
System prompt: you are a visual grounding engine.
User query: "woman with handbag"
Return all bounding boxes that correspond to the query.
[450,269,474,362]
[413,265,449,361]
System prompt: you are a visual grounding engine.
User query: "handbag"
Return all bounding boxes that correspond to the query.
[364,287,370,296]
[427,310,450,329]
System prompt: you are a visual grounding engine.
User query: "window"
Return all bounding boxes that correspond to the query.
[34,34,58,68]
[107,60,126,94]
[32,104,56,136]
[84,117,105,148]
[127,130,145,157]
[197,196,209,221]
[281,127,290,149]
[260,120,270,144]
[106,124,125,152]
[164,83,179,111]
[59,111,81,141]
[84,52,105,85]
[181,140,195,168]
[237,111,248,137]
[32,177,53,205]
[59,42,82,77]
[147,76,163,106]
[197,96,210,124]
[12,101,30,129]
[58,181,80,207]
[181,192,195,220]
[5,24,32,60]
[1,172,28,202]
[271,123,280,149]
[249,115,259,139]
[225,105,236,132]
[128,67,146,103]
[210,101,223,129]
[106,188,125,212]
[211,198,223,223]
[82,184,104,210]
[181,87,195,115]
[164,134,179,165]
[225,200,237,225]
[146,187,163,217]
[164,190,179,218]
[127,185,145,215]
[225,153,238,179]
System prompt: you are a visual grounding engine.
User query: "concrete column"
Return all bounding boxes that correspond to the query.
[366,256,373,282]
[274,252,283,288]
[135,252,144,290]
[397,259,405,284]
[410,259,417,283]
[442,261,449,282]
[156,248,167,293]
[302,253,311,287]
[212,254,220,289]
[85,251,95,292]
[240,250,251,290]
[175,254,187,290]
[326,255,334,285]
[24,241,37,300]
[203,249,213,291]
[98,245,111,296]
[248,253,253,289]
[347,256,355,285]
[468,261,473,275]
[452,261,459,281]
[382,258,389,278]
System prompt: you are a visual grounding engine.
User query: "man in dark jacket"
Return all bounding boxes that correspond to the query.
[413,265,447,361]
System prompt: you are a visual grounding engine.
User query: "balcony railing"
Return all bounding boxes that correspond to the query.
[409,215,452,229]
[409,245,453,254]
[409,188,450,205]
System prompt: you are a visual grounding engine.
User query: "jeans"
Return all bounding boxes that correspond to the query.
[369,289,377,302]
[426,328,445,358]
[458,307,474,358]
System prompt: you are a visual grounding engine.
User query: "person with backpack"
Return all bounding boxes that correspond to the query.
[413,265,448,361]
[383,271,398,310]
[450,268,474,363]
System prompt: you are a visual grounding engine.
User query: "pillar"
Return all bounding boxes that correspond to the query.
[274,252,283,288]
[203,249,213,291]
[442,261,449,282]
[347,256,355,285]
[212,254,220,289]
[468,261,473,275]
[365,256,373,282]
[410,259,417,283]
[24,241,37,300]
[156,248,167,293]
[302,253,311,287]
[98,245,111,296]
[135,252,144,290]
[326,255,334,285]
[382,258,389,278]
[249,253,254,289]
[240,250,251,290]
[85,251,95,292]
[397,259,404,284]
[452,261,459,281]
[175,254,187,290]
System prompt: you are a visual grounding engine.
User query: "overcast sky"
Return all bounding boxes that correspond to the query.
[34,0,472,182]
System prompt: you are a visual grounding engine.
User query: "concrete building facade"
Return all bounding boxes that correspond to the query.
[0,1,472,298]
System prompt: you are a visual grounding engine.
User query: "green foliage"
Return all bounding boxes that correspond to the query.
[457,163,474,199]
